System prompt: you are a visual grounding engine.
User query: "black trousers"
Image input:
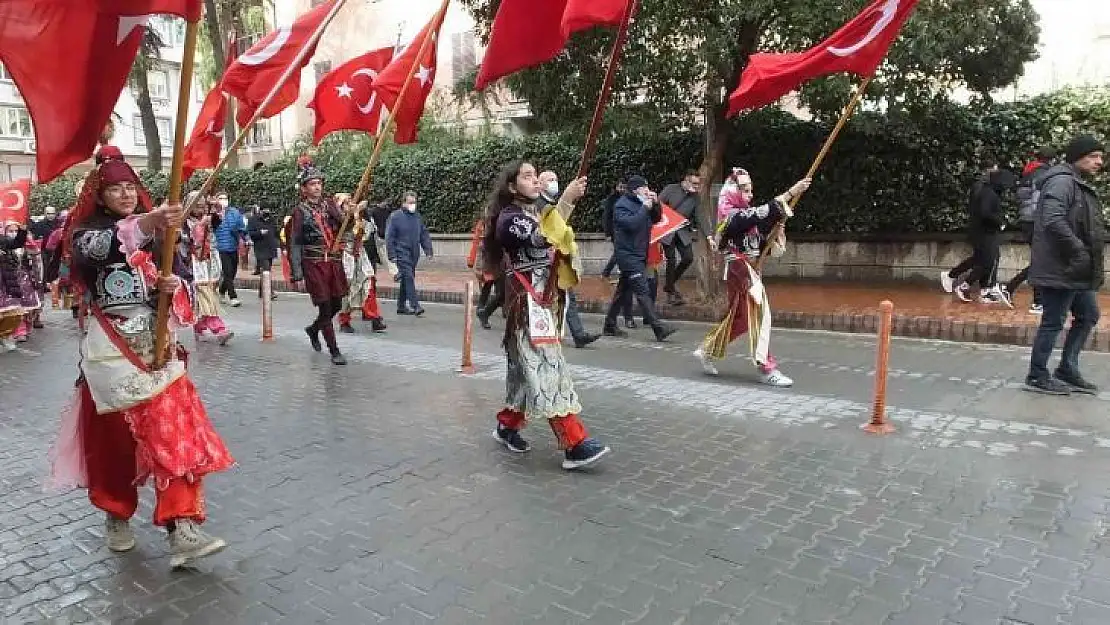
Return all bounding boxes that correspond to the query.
[256,256,274,296]
[1006,223,1041,305]
[218,251,239,299]
[949,232,1000,289]
[605,271,661,330]
[663,239,694,292]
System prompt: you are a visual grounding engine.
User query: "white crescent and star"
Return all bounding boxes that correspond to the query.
[828,0,900,57]
[415,65,433,87]
[2,189,26,212]
[350,68,379,114]
[238,26,292,66]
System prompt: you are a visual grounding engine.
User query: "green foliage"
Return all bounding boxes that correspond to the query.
[30,89,1110,235]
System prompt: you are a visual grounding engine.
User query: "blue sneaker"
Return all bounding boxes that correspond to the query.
[492,424,531,453]
[562,438,610,470]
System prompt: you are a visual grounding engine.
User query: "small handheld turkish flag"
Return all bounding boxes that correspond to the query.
[728,0,919,115]
[309,47,395,145]
[221,1,334,128]
[371,5,447,144]
[0,179,32,226]
[0,1,202,182]
[651,204,689,244]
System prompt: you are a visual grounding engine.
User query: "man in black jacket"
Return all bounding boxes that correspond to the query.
[248,207,280,299]
[1006,147,1057,313]
[1025,134,1105,395]
[940,158,1017,307]
[602,175,675,342]
[658,170,712,305]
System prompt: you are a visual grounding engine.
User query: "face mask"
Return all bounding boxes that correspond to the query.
[217,198,229,209]
[405,204,417,213]
[638,193,652,207]
[545,181,559,197]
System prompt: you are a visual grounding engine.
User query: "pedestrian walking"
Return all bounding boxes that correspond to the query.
[212,190,246,307]
[248,205,280,299]
[385,191,433,317]
[1024,134,1105,395]
[659,170,713,306]
[1006,147,1057,313]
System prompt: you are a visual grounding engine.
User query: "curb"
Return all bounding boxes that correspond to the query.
[235,277,1109,353]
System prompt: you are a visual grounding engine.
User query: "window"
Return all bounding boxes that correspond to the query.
[151,16,185,47]
[132,115,172,147]
[0,106,33,138]
[246,119,273,147]
[0,63,10,82]
[451,31,476,81]
[147,70,170,100]
[314,61,332,84]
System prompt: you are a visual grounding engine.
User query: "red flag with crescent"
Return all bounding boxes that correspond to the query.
[221,0,334,128]
[651,204,688,244]
[181,89,228,181]
[727,0,919,115]
[371,6,446,145]
[308,46,395,145]
[0,179,31,225]
[0,1,202,182]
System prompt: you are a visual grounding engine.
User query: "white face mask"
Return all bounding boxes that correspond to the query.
[217,198,229,209]
[545,181,559,197]
[405,204,417,213]
[638,193,652,207]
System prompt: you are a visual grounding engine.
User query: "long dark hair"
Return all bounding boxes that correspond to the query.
[482,159,529,274]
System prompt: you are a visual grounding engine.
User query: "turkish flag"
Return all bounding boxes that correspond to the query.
[728,0,919,115]
[0,1,202,182]
[221,0,334,128]
[474,0,631,90]
[181,88,229,181]
[0,179,31,226]
[308,47,395,145]
[371,8,446,145]
[651,204,688,244]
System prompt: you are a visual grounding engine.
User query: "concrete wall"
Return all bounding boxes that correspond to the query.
[420,233,1110,287]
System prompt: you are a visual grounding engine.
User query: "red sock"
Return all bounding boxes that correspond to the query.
[549,414,588,450]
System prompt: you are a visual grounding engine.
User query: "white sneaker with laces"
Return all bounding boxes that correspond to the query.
[940,271,954,294]
[693,348,719,376]
[955,283,972,302]
[105,515,136,552]
[168,519,226,569]
[229,298,242,308]
[1029,303,1043,314]
[761,369,794,388]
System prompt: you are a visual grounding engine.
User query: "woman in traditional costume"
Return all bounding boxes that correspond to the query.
[693,169,810,387]
[49,148,234,569]
[483,161,609,470]
[335,193,387,334]
[0,222,34,351]
[182,191,233,344]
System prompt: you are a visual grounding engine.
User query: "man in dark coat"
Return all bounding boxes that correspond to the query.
[1006,147,1058,312]
[385,191,433,316]
[658,170,711,305]
[1025,134,1106,395]
[602,175,675,342]
[248,207,280,299]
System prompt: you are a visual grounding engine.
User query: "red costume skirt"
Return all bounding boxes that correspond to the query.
[302,258,349,305]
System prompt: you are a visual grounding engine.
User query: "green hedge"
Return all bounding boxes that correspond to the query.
[31,88,1110,235]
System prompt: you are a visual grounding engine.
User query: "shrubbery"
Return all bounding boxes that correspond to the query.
[31,88,1110,235]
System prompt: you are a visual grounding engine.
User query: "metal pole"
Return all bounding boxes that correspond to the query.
[864,300,896,435]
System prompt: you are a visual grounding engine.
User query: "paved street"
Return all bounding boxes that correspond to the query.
[5,295,1110,624]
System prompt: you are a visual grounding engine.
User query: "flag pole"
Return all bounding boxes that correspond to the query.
[152,18,201,368]
[331,0,450,252]
[573,0,640,182]
[754,75,873,272]
[156,0,351,366]
[186,0,351,209]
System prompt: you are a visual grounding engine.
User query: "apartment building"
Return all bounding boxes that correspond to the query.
[0,15,203,183]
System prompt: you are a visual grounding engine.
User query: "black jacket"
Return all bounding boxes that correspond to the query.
[248,215,280,261]
[658,183,708,247]
[611,192,661,274]
[1029,164,1106,291]
[601,192,620,239]
[966,170,1016,237]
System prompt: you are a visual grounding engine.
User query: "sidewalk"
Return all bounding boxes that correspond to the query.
[238,270,1110,352]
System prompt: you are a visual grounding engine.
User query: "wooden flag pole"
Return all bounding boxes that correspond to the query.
[573,0,640,182]
[152,19,200,368]
[185,0,351,212]
[755,75,873,272]
[331,0,451,252]
[156,0,351,366]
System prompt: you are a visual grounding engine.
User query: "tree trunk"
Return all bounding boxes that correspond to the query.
[204,0,239,169]
[133,59,163,172]
[691,102,731,306]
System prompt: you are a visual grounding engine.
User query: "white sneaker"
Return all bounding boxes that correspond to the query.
[168,519,226,569]
[940,271,954,293]
[1029,303,1043,315]
[693,348,719,376]
[979,286,1014,309]
[0,339,16,353]
[955,283,972,302]
[105,515,136,553]
[229,299,242,308]
[761,370,794,388]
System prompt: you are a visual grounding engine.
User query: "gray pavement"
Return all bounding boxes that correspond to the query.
[3,295,1110,624]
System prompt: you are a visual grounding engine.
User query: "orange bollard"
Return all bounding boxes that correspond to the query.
[260,270,273,342]
[864,300,896,434]
[50,282,60,309]
[458,280,476,374]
